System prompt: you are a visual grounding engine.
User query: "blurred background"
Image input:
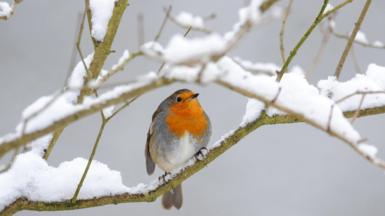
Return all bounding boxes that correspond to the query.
[1,0,385,215]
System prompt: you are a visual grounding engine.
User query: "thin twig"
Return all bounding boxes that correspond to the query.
[308,18,333,76]
[334,0,372,79]
[43,10,91,160]
[332,30,385,49]
[154,5,172,42]
[321,0,352,19]
[279,0,293,63]
[71,96,137,203]
[137,13,145,48]
[335,90,385,104]
[76,8,91,79]
[351,93,366,123]
[277,0,329,81]
[350,45,362,74]
[71,114,107,203]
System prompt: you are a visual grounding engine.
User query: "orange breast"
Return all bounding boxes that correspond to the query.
[165,100,208,137]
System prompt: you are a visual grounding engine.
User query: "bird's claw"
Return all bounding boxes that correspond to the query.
[194,147,208,161]
[158,172,171,184]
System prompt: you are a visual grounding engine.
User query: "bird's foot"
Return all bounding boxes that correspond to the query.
[158,172,171,184]
[194,147,208,161]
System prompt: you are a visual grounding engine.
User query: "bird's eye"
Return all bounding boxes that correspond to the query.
[176,96,182,102]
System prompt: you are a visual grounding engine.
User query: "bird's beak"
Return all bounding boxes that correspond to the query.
[192,93,199,98]
[186,93,199,102]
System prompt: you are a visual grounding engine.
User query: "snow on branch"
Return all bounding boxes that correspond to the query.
[89,0,118,41]
[168,10,212,33]
[325,17,385,49]
[0,152,131,212]
[0,0,20,20]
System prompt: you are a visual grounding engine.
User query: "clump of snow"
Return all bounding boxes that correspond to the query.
[68,53,94,89]
[112,49,130,71]
[241,99,264,126]
[165,62,223,83]
[0,2,12,18]
[16,92,79,134]
[318,64,385,112]
[28,134,53,156]
[175,11,204,29]
[0,152,129,211]
[358,143,378,158]
[216,56,363,145]
[324,3,334,14]
[355,31,368,44]
[163,34,227,65]
[270,6,283,19]
[366,63,385,89]
[372,40,384,48]
[238,0,262,24]
[102,105,115,118]
[141,41,164,58]
[233,57,278,76]
[21,96,54,120]
[89,0,117,41]
[224,0,264,41]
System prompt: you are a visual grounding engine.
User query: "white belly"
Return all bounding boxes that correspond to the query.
[161,132,198,172]
[170,133,196,164]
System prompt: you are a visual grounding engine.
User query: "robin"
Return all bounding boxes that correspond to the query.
[145,89,212,209]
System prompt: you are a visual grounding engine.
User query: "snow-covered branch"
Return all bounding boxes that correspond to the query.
[0,0,20,20]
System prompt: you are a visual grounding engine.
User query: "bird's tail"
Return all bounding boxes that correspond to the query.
[162,184,183,209]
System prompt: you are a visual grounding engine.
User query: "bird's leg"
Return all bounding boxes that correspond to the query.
[158,171,171,184]
[194,147,208,161]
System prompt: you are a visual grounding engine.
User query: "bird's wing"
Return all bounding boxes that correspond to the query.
[145,108,161,175]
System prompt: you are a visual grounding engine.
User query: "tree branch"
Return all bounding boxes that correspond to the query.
[2,102,385,215]
[334,0,372,79]
[78,0,129,102]
[277,0,329,81]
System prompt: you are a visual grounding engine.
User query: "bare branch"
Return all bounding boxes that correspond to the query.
[279,0,293,63]
[277,0,329,81]
[334,0,372,79]
[154,5,172,42]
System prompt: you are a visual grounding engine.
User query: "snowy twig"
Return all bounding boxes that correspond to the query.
[79,0,129,101]
[335,90,385,104]
[0,0,21,20]
[167,9,212,33]
[279,0,293,63]
[350,93,366,123]
[334,0,372,79]
[95,51,143,86]
[2,105,385,215]
[332,31,385,49]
